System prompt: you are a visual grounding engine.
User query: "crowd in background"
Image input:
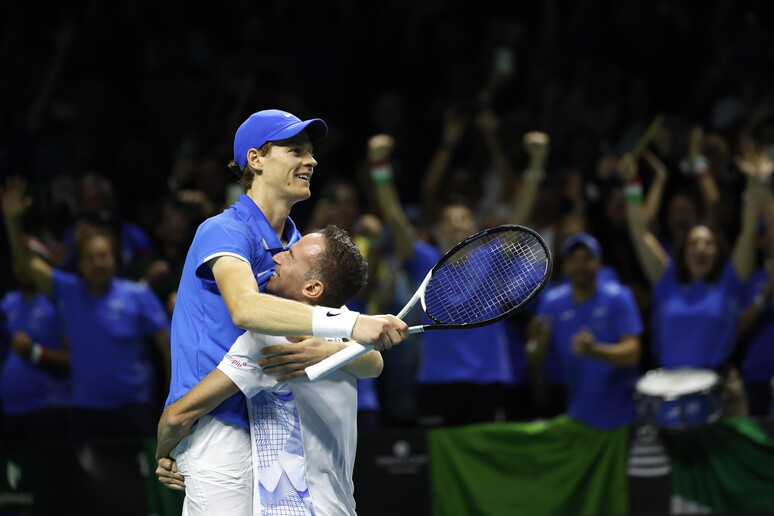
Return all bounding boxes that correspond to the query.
[1,0,774,447]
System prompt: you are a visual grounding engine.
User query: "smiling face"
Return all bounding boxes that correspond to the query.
[684,225,718,281]
[250,132,318,204]
[265,233,326,304]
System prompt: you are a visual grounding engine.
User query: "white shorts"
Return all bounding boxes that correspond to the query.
[172,415,252,516]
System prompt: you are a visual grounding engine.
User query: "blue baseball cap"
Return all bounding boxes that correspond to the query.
[233,109,328,170]
[561,232,602,258]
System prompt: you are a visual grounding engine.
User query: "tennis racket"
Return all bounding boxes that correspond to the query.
[305,224,552,381]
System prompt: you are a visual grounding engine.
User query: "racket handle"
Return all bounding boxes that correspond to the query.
[305,342,374,382]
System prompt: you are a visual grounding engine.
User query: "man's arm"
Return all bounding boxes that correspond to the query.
[155,368,239,462]
[258,337,384,381]
[155,368,239,491]
[571,329,641,367]
[210,256,408,350]
[10,331,70,370]
[1,177,53,296]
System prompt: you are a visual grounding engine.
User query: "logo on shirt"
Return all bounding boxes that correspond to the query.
[107,298,126,320]
[560,309,576,321]
[224,354,247,368]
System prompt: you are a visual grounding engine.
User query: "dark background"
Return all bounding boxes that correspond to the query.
[2,0,773,289]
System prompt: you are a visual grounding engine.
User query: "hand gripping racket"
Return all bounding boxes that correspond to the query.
[305,224,553,381]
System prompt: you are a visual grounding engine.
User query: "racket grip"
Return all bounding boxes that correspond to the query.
[305,342,374,381]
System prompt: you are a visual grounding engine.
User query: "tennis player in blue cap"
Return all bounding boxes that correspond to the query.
[161,109,408,514]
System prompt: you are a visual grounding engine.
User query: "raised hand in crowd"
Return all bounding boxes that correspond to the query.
[509,131,550,226]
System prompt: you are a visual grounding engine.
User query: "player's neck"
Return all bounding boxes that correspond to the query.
[246,189,292,236]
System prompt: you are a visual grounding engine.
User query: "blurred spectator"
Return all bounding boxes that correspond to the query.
[144,194,206,315]
[735,142,774,415]
[368,133,513,426]
[503,130,566,420]
[2,176,171,444]
[619,144,765,417]
[1,0,774,435]
[419,105,518,236]
[0,236,70,447]
[57,172,157,280]
[526,232,643,429]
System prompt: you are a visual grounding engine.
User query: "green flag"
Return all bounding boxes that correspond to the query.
[664,417,774,514]
[428,416,630,516]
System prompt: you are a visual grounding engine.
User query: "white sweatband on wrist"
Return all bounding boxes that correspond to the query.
[30,343,44,364]
[312,306,360,340]
[370,164,393,184]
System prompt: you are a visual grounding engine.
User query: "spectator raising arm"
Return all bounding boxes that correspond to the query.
[641,149,669,231]
[733,139,773,285]
[509,131,550,225]
[684,125,721,228]
[618,154,670,285]
[475,108,517,206]
[1,177,53,296]
[368,134,416,263]
[421,108,469,225]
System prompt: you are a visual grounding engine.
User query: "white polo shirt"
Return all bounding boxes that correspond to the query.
[218,331,358,516]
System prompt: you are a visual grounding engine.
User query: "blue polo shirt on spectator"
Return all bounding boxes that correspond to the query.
[51,270,168,409]
[536,266,621,386]
[166,194,301,429]
[406,240,512,385]
[0,291,69,414]
[652,261,746,370]
[536,279,643,429]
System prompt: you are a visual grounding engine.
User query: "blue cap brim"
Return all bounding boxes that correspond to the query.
[266,118,328,145]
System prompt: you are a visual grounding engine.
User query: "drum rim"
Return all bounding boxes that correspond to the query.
[635,367,720,398]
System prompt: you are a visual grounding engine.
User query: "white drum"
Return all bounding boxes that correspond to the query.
[635,368,722,429]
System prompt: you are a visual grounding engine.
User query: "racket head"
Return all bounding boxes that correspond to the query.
[420,225,552,329]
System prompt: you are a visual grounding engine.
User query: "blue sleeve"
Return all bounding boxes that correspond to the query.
[136,285,170,334]
[191,217,255,282]
[613,286,643,337]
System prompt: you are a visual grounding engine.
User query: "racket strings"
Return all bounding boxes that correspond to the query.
[424,231,549,324]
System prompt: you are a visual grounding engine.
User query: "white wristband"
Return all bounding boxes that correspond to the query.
[312,306,360,340]
[30,343,44,364]
[370,164,393,184]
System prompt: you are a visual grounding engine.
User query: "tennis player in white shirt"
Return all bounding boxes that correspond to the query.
[156,225,383,515]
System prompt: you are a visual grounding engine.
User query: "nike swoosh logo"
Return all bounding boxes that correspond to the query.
[326,311,341,317]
